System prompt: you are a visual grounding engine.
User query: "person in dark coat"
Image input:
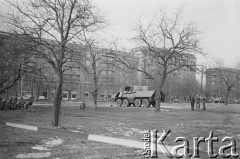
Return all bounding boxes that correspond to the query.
[12,97,17,110]
[19,98,25,109]
[2,99,6,110]
[6,98,12,110]
[202,95,206,110]
[190,95,195,111]
[26,96,34,109]
[196,95,200,110]
[16,98,20,109]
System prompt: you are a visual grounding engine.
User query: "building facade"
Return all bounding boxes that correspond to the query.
[205,67,240,102]
[2,45,139,101]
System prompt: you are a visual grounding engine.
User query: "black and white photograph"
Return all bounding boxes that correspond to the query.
[0,0,239,158]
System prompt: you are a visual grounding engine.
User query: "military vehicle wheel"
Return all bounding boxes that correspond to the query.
[142,99,150,107]
[134,99,142,107]
[116,99,123,106]
[122,99,130,107]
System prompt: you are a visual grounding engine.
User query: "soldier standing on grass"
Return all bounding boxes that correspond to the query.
[6,98,11,110]
[80,100,86,109]
[202,95,206,110]
[12,97,17,110]
[196,95,200,110]
[190,95,195,111]
[2,99,6,110]
[19,97,25,109]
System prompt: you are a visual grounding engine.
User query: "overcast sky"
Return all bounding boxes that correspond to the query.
[1,0,239,67]
[91,0,240,67]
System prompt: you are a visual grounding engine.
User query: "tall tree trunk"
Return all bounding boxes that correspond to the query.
[225,88,231,106]
[92,72,98,110]
[52,72,63,127]
[36,81,40,101]
[155,74,167,112]
[93,81,98,110]
[155,90,161,112]
[93,92,97,110]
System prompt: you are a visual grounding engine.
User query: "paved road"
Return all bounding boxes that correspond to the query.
[33,101,191,110]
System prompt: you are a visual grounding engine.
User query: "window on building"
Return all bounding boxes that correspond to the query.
[101,94,104,100]
[72,75,80,81]
[62,92,68,99]
[85,92,89,97]
[63,74,71,81]
[71,92,77,99]
[42,92,48,98]
[84,74,91,81]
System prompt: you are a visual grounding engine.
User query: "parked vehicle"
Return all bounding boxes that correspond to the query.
[232,99,240,104]
[38,96,46,100]
[114,86,156,107]
[213,97,225,103]
[23,94,32,100]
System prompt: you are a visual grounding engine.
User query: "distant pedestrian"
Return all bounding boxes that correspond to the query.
[196,95,200,110]
[19,98,25,109]
[12,97,17,110]
[2,99,6,110]
[202,95,206,110]
[80,100,86,109]
[190,95,195,111]
[27,96,34,109]
[6,98,12,110]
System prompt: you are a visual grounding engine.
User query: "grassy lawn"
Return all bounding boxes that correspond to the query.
[0,102,240,159]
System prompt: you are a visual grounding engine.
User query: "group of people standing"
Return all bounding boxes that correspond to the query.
[0,96,34,110]
[190,94,206,111]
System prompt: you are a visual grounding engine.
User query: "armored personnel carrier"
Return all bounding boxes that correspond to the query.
[114,86,156,107]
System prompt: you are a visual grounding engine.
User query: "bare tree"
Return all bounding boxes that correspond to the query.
[112,9,203,111]
[0,32,35,94]
[3,0,105,126]
[80,30,110,110]
[214,61,240,105]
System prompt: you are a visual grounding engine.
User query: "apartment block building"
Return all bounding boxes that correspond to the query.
[205,67,240,101]
[3,44,139,101]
